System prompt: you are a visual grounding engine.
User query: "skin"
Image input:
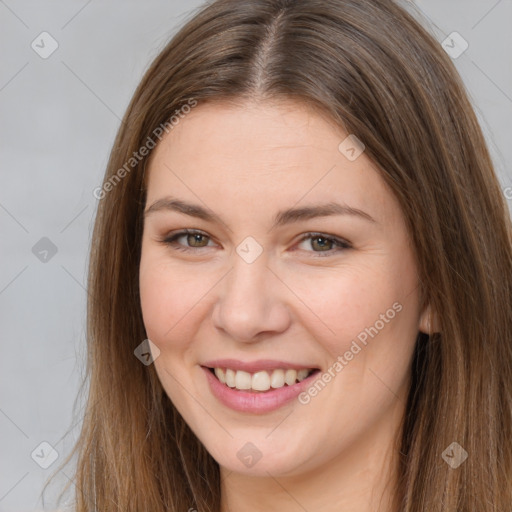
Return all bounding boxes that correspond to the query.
[139,99,433,512]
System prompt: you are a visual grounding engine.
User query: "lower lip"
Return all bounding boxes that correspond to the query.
[201,366,319,413]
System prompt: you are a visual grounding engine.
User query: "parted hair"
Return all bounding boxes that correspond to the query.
[49,0,512,510]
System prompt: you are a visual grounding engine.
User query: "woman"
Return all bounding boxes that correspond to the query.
[52,0,512,510]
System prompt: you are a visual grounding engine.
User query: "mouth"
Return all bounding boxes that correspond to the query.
[201,359,322,412]
[206,366,320,393]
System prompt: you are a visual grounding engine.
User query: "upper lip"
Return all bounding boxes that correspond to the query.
[202,359,319,373]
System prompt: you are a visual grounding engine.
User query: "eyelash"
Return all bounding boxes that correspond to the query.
[159,229,352,257]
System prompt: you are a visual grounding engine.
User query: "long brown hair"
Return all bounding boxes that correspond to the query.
[49,0,512,509]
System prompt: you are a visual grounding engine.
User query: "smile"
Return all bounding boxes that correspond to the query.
[211,367,315,392]
[201,361,321,413]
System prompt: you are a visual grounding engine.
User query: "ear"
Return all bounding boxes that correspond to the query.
[419,303,440,335]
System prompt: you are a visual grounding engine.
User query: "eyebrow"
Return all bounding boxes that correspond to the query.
[144,197,376,228]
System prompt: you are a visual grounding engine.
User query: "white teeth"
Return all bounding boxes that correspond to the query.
[225,368,236,388]
[252,371,271,391]
[235,370,252,390]
[284,369,297,386]
[270,369,285,388]
[212,367,314,391]
[297,369,310,382]
[214,368,226,384]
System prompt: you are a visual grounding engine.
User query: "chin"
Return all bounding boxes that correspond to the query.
[197,428,319,478]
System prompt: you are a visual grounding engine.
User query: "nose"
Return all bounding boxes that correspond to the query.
[211,254,291,343]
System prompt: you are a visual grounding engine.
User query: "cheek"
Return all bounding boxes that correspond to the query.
[297,261,419,383]
[139,252,215,353]
[138,255,204,403]
[288,265,405,347]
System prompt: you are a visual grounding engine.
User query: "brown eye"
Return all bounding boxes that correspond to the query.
[160,229,215,252]
[296,232,352,256]
[186,233,209,247]
[310,236,333,252]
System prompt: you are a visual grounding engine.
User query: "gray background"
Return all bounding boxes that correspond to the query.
[1,1,511,510]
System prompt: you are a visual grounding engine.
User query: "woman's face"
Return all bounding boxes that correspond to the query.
[139,99,429,477]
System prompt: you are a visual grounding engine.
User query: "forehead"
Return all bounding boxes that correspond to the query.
[151,99,350,172]
[145,100,398,226]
